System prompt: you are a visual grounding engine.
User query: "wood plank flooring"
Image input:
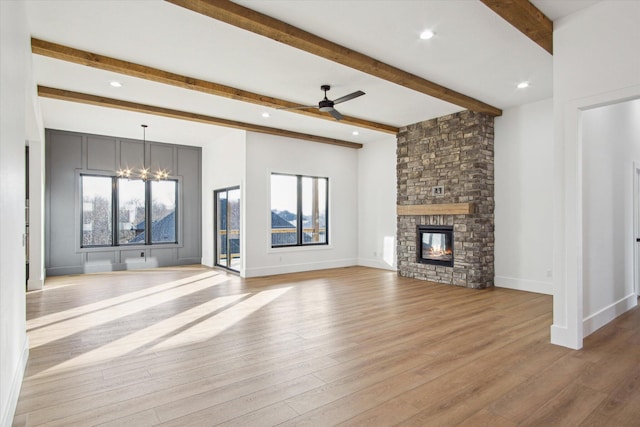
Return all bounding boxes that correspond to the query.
[12,265,640,426]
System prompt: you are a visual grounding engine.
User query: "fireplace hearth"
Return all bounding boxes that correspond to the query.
[417,225,454,267]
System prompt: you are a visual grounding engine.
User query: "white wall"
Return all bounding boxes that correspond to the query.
[0,1,31,425]
[582,99,640,335]
[26,18,46,292]
[244,133,358,277]
[494,98,554,294]
[357,136,397,270]
[200,129,246,271]
[27,138,45,291]
[552,0,640,348]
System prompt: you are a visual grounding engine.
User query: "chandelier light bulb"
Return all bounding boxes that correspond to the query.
[117,126,171,181]
[420,29,435,40]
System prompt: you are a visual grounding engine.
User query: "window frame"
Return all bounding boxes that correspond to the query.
[149,179,179,245]
[79,172,179,249]
[270,172,329,249]
[80,174,115,248]
[117,177,146,246]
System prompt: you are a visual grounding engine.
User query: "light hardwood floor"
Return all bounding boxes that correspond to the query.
[12,266,640,426]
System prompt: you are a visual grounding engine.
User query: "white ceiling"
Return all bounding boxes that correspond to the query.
[26,0,600,147]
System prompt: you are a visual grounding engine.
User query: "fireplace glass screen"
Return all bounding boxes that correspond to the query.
[417,225,453,267]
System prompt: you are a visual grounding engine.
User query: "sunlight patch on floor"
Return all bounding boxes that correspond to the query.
[28,272,228,347]
[152,286,292,350]
[34,293,250,376]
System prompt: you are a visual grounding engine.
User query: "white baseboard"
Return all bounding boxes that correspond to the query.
[494,276,553,295]
[244,258,357,278]
[1,336,29,427]
[583,293,638,337]
[27,278,43,291]
[357,257,397,271]
[550,324,582,350]
[27,267,45,291]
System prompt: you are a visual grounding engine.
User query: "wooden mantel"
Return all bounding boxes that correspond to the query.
[397,203,474,216]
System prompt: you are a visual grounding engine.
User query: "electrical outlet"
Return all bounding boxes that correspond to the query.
[546,270,552,278]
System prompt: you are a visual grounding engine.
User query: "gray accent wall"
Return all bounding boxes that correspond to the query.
[45,129,202,275]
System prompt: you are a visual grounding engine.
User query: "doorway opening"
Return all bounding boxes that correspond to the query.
[215,187,240,272]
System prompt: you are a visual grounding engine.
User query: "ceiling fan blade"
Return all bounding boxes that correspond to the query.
[329,108,343,120]
[276,105,316,110]
[333,90,365,105]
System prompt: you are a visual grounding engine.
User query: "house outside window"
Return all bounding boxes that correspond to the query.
[270,173,328,247]
[81,174,177,247]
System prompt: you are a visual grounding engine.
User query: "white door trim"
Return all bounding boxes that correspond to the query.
[634,161,640,296]
[551,84,640,350]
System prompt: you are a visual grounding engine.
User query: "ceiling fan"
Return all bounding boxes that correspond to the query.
[280,85,365,120]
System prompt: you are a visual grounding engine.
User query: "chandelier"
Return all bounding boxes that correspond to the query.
[117,125,169,181]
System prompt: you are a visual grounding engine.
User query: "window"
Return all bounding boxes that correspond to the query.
[118,179,145,244]
[81,174,178,248]
[270,173,328,247]
[151,180,177,243]
[81,176,113,246]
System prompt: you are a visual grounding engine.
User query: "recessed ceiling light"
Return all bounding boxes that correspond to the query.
[352,131,359,136]
[517,81,529,89]
[109,81,122,88]
[262,112,270,118]
[419,29,435,40]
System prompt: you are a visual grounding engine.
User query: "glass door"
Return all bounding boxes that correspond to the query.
[215,187,240,272]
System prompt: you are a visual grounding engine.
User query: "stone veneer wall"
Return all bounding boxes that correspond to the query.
[397,110,494,289]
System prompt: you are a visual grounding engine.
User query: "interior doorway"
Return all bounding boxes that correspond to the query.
[215,187,241,272]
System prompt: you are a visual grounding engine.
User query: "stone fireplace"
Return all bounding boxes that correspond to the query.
[397,110,494,289]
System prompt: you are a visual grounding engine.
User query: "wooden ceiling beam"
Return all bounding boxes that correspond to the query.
[165,0,502,117]
[38,86,363,149]
[31,38,397,135]
[480,0,553,55]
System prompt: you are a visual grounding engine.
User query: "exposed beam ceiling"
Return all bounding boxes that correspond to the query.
[31,38,397,135]
[165,0,503,117]
[480,0,553,54]
[38,86,363,149]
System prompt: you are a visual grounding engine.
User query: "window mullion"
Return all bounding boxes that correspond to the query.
[112,177,119,247]
[325,178,329,245]
[297,175,303,246]
[145,180,151,246]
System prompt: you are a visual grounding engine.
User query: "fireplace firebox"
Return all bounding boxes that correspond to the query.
[417,225,454,267]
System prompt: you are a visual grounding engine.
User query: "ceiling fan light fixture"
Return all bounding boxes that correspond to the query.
[420,29,435,40]
[277,85,364,121]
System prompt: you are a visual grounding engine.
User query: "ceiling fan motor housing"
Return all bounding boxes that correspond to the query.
[318,99,334,112]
